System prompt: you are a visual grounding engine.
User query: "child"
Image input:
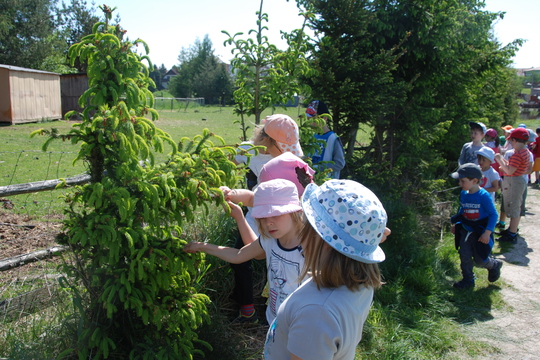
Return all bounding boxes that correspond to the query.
[227,120,306,323]
[184,179,306,325]
[476,147,500,203]
[484,128,501,174]
[306,100,346,179]
[253,114,303,157]
[484,128,500,151]
[531,127,540,184]
[222,152,315,211]
[499,125,514,155]
[459,121,486,165]
[495,128,531,243]
[264,179,388,359]
[450,163,502,289]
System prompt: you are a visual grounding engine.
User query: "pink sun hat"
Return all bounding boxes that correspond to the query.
[263,114,304,157]
[259,152,315,196]
[251,179,302,219]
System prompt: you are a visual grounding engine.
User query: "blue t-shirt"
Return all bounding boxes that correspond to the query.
[457,187,498,232]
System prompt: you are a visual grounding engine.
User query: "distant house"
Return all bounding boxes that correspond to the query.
[0,64,62,125]
[523,67,540,77]
[162,68,179,89]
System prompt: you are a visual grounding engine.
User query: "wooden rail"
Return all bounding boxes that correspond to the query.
[0,173,90,197]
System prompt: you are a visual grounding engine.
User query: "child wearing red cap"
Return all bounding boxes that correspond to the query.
[495,128,532,243]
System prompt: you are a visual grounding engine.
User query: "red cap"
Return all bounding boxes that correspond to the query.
[507,127,529,141]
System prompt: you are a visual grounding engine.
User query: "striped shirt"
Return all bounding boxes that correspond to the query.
[507,148,530,177]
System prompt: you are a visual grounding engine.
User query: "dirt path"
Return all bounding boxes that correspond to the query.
[462,183,540,359]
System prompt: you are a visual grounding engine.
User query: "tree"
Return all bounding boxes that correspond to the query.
[33,6,240,358]
[55,0,100,72]
[0,0,57,69]
[223,0,314,132]
[299,0,521,196]
[168,35,233,104]
[298,0,404,157]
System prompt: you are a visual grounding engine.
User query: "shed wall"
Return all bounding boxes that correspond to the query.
[10,71,62,124]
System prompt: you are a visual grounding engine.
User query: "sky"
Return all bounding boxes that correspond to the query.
[102,0,538,70]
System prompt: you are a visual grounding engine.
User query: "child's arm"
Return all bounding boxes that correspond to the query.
[220,186,255,207]
[478,230,492,244]
[183,238,265,263]
[487,179,499,193]
[227,200,258,245]
[494,153,517,175]
[478,192,498,244]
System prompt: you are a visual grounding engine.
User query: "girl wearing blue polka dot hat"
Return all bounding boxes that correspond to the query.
[264,179,389,360]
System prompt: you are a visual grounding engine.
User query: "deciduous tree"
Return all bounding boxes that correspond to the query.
[223,0,315,136]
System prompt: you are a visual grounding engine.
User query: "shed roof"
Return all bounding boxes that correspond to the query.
[0,64,60,76]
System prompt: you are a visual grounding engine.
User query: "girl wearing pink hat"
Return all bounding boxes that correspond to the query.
[252,114,304,157]
[184,179,307,325]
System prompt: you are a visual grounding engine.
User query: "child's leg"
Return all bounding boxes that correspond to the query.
[457,230,476,284]
[230,232,257,320]
[509,217,521,234]
[497,191,506,228]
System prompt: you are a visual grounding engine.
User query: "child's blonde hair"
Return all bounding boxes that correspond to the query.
[256,210,304,239]
[252,125,277,152]
[299,223,383,291]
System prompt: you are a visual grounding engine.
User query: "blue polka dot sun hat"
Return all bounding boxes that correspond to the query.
[301,179,387,264]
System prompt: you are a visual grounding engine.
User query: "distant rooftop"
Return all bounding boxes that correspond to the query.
[516,67,540,76]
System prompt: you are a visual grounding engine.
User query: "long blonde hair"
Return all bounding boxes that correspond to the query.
[299,223,382,290]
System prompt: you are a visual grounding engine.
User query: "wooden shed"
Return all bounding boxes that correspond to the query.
[60,73,88,118]
[0,64,62,124]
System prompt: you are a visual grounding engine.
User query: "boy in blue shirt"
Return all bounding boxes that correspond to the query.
[450,163,503,289]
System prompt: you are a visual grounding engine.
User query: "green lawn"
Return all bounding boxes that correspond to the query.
[0,104,375,218]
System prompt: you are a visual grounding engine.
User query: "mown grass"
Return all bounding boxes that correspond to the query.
[0,104,375,219]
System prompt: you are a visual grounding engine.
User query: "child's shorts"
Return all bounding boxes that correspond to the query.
[501,176,527,218]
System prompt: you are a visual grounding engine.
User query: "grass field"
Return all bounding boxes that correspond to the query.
[0,105,306,217]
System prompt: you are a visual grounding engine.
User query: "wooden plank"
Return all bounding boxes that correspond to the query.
[0,173,90,197]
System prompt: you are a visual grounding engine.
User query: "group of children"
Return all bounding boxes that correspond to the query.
[184,113,389,359]
[181,109,537,356]
[452,121,539,288]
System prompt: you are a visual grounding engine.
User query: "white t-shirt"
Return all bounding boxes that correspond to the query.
[259,236,304,324]
[480,166,500,203]
[264,277,374,360]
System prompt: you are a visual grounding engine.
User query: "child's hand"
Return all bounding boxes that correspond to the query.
[451,224,456,234]
[219,186,232,200]
[183,241,204,253]
[478,231,491,244]
[226,200,244,220]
